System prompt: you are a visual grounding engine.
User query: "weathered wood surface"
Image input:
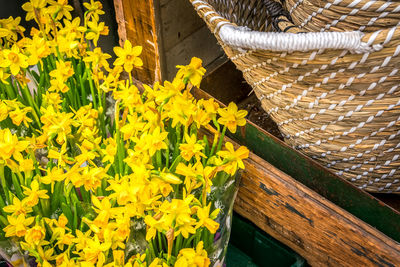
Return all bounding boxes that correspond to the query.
[164,25,223,79]
[113,0,162,84]
[114,0,225,83]
[237,153,400,266]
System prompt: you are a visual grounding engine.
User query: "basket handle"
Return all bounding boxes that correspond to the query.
[190,0,389,54]
[262,0,302,33]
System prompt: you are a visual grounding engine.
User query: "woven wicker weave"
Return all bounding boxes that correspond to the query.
[189,0,400,193]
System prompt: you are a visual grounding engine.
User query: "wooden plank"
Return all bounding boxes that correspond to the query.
[199,119,400,266]
[236,153,400,266]
[113,0,162,84]
[160,0,205,52]
[164,25,223,79]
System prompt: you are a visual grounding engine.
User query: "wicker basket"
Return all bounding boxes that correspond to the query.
[189,0,400,193]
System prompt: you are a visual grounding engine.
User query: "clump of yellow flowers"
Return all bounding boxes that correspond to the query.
[0,0,249,266]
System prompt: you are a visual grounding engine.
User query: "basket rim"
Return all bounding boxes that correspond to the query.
[190,0,400,53]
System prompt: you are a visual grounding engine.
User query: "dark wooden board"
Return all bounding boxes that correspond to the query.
[237,151,400,266]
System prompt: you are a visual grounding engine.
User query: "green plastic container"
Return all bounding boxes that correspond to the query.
[226,213,306,267]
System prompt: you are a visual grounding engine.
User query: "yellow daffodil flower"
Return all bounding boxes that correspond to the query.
[4,213,35,237]
[47,0,73,21]
[21,180,50,207]
[179,133,206,162]
[217,142,249,176]
[176,57,206,87]
[3,197,33,216]
[175,241,210,267]
[113,40,143,73]
[2,44,28,75]
[86,19,109,46]
[195,203,220,234]
[25,224,46,246]
[22,0,47,21]
[0,128,29,161]
[217,102,248,133]
[83,0,105,21]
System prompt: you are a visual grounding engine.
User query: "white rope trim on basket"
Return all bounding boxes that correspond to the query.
[218,25,383,54]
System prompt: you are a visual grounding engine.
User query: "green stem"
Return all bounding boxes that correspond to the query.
[86,68,97,109]
[11,173,24,199]
[216,126,227,153]
[157,231,163,252]
[174,234,183,256]
[156,150,162,169]
[0,165,11,205]
[78,72,88,106]
[168,155,182,173]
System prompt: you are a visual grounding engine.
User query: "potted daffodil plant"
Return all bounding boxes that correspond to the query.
[0,0,249,266]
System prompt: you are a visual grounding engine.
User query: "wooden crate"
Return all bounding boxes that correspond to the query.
[191,87,400,267]
[113,0,226,84]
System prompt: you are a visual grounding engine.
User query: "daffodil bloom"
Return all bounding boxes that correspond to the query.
[86,19,109,46]
[83,0,105,21]
[120,113,146,140]
[21,180,50,207]
[217,102,248,133]
[2,44,28,75]
[113,40,143,73]
[195,203,220,234]
[47,0,73,20]
[82,234,111,264]
[0,68,10,84]
[83,47,111,71]
[42,92,62,109]
[0,128,29,161]
[17,158,35,176]
[4,214,35,237]
[0,101,8,121]
[175,241,210,267]
[217,142,249,176]
[36,245,56,266]
[176,57,206,87]
[3,197,33,216]
[144,214,170,241]
[113,81,142,107]
[179,133,206,162]
[47,143,74,167]
[91,195,120,230]
[148,127,169,156]
[101,137,117,163]
[0,16,25,41]
[107,178,132,205]
[40,166,66,192]
[54,33,81,57]
[166,95,196,128]
[58,17,86,36]
[49,60,74,83]
[40,105,74,144]
[22,0,47,21]
[9,106,32,127]
[25,34,51,65]
[25,224,46,246]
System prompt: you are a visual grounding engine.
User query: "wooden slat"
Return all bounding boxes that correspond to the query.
[237,150,400,267]
[113,0,162,84]
[160,0,205,52]
[164,25,223,79]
